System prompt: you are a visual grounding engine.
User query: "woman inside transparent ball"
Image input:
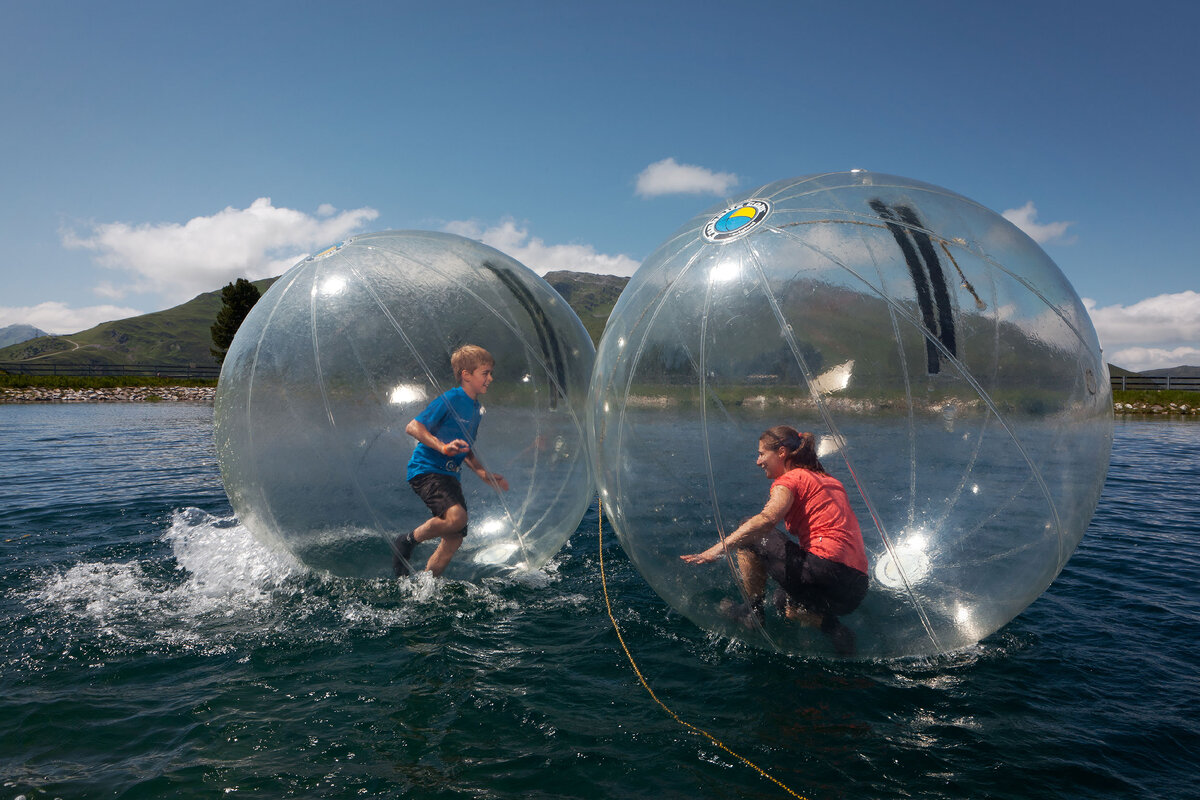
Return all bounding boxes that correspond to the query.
[680,427,869,655]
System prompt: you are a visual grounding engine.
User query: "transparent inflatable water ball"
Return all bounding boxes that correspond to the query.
[214,230,595,580]
[589,172,1113,658]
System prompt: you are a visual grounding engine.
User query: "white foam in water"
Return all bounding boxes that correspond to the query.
[26,507,568,655]
[28,509,304,652]
[37,561,160,640]
[164,507,303,608]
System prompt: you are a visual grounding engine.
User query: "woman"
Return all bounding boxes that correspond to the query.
[681,426,869,655]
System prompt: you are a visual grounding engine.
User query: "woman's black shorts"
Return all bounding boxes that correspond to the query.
[745,528,868,617]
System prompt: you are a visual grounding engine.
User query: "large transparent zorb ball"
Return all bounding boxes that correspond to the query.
[215,230,594,580]
[589,173,1112,658]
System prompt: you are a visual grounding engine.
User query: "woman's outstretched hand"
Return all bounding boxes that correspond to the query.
[680,544,724,565]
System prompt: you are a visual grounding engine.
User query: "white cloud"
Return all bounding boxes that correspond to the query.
[92,281,126,300]
[62,198,379,306]
[1085,291,1200,371]
[444,218,641,277]
[635,158,738,198]
[1105,345,1200,373]
[1001,201,1074,245]
[0,301,146,336]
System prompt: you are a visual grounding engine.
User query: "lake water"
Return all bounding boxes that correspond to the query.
[1,404,1197,799]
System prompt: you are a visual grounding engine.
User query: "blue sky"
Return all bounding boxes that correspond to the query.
[2,0,1196,371]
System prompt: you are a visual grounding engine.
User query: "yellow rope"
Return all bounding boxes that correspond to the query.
[597,499,808,800]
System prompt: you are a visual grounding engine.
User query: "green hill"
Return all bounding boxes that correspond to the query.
[0,278,278,368]
[0,272,626,370]
[543,270,628,346]
[0,268,1153,392]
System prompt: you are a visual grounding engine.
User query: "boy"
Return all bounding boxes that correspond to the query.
[393,345,509,577]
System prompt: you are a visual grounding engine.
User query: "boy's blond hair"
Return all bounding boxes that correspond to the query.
[451,345,494,381]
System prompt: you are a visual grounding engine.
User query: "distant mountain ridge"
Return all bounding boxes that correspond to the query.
[0,271,628,369]
[1109,364,1200,378]
[1138,365,1200,378]
[0,324,50,349]
[0,273,1188,378]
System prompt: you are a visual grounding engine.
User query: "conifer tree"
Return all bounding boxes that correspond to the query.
[210,278,261,364]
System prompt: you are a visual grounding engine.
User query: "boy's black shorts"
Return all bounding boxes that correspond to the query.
[409,473,469,537]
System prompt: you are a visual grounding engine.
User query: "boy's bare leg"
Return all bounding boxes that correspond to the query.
[425,532,464,577]
[407,504,468,577]
[413,505,467,543]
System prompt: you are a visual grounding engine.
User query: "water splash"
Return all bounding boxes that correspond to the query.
[19,507,570,662]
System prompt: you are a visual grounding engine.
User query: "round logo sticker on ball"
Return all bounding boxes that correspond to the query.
[703,199,772,242]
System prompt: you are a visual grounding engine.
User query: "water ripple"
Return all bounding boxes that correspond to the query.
[2,408,1199,798]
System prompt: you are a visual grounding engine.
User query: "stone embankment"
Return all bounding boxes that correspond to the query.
[0,386,215,404]
[1115,401,1197,416]
[1,387,1195,414]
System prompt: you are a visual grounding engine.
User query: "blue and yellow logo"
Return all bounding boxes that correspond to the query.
[703,199,771,242]
[309,241,345,262]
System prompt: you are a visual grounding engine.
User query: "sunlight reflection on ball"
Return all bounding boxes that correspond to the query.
[214,230,594,580]
[588,172,1112,658]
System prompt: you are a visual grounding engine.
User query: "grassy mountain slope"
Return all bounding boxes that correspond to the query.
[542,270,629,346]
[0,267,1170,381]
[0,272,624,368]
[0,278,278,367]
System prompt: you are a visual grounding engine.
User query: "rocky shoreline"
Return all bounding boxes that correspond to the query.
[1115,401,1197,416]
[0,386,215,404]
[0,386,1195,415]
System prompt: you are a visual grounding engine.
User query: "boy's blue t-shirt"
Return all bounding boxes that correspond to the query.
[406,387,482,481]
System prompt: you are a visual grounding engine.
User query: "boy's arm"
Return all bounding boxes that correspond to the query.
[463,452,509,491]
[406,418,470,456]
